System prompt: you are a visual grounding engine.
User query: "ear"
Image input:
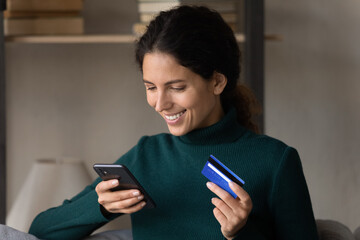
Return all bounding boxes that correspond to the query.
[212,72,227,95]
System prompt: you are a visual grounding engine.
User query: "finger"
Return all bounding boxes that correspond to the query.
[229,182,252,206]
[118,201,147,214]
[95,179,119,193]
[98,189,141,205]
[213,207,228,226]
[211,197,234,218]
[106,195,144,212]
[206,182,237,206]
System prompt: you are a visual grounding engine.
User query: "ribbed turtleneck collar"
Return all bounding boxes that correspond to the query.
[177,108,246,145]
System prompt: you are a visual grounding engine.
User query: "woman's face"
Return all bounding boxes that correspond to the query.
[142,52,226,136]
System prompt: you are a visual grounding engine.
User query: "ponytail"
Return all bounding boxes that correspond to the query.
[221,84,262,134]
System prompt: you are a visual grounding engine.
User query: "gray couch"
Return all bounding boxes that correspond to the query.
[316,219,358,240]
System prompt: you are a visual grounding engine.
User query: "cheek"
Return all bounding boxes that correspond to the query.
[191,89,215,108]
[146,93,156,108]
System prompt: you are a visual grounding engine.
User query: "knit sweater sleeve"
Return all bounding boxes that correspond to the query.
[28,179,114,240]
[270,147,319,240]
[28,140,145,240]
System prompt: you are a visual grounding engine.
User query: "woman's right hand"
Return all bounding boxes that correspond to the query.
[95,179,146,214]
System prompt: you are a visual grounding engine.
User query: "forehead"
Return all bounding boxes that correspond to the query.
[142,52,195,83]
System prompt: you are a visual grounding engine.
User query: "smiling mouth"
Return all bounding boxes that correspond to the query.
[164,110,186,121]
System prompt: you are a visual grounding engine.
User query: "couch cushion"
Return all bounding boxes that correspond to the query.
[83,229,133,240]
[0,224,39,240]
[354,226,360,240]
[316,219,355,240]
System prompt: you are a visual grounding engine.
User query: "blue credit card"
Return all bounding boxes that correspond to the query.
[202,155,245,198]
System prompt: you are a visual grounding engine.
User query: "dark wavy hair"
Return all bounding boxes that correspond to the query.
[135,5,260,133]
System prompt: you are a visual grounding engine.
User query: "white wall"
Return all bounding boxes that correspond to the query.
[265,0,360,231]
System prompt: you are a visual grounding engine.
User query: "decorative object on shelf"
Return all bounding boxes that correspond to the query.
[4,0,84,35]
[133,0,239,36]
[6,157,91,232]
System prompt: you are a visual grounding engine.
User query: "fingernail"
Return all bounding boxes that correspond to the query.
[138,195,144,200]
[112,180,118,186]
[133,191,140,196]
[229,181,234,187]
[141,202,146,207]
[206,182,213,188]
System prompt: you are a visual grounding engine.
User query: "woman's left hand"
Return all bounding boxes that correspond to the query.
[206,181,253,240]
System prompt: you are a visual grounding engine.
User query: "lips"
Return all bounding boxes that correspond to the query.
[164,110,186,122]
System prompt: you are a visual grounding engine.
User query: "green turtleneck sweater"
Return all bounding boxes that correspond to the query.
[29,109,318,240]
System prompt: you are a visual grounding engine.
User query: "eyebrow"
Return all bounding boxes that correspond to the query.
[143,79,186,86]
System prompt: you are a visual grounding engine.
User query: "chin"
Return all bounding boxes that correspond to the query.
[168,127,189,136]
[169,130,184,136]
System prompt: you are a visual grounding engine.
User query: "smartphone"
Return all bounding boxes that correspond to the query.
[93,164,156,209]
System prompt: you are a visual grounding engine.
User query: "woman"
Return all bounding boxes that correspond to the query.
[29,6,318,240]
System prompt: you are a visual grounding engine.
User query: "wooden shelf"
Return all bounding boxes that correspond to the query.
[5,33,246,44]
[4,33,283,44]
[5,34,137,44]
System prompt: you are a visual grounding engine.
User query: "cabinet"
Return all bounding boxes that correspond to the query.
[0,0,264,224]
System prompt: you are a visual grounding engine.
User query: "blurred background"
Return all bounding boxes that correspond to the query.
[2,0,359,233]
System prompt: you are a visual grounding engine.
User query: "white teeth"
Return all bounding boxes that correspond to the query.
[165,111,185,121]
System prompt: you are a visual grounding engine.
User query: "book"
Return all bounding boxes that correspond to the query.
[139,12,236,24]
[181,0,237,13]
[218,13,237,23]
[137,0,180,2]
[132,22,148,36]
[4,11,81,18]
[133,22,236,36]
[137,1,236,13]
[139,13,158,23]
[138,1,180,13]
[6,0,83,11]
[4,17,84,35]
[135,0,238,34]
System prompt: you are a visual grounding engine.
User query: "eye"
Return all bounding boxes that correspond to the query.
[171,86,186,91]
[145,85,156,91]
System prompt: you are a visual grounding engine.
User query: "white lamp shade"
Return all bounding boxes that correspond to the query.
[6,157,92,232]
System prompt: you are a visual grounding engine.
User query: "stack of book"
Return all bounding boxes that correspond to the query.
[4,0,84,36]
[134,0,238,36]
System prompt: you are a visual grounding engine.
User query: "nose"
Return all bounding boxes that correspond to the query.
[154,91,172,112]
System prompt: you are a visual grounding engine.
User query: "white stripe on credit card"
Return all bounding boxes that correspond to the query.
[208,162,231,183]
